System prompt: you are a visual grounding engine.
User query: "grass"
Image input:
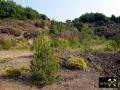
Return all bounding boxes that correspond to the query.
[0,57,12,63]
[95,64,103,71]
[5,67,22,78]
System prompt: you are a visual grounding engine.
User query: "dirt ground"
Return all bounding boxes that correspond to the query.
[0,50,115,90]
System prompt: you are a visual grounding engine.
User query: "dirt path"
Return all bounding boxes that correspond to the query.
[0,50,112,90]
[0,50,32,58]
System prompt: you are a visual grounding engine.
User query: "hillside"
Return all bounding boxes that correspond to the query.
[0,1,120,90]
[0,19,50,38]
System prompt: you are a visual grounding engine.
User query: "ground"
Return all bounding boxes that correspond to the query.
[0,50,116,90]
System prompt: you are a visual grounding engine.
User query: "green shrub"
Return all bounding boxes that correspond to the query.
[51,38,70,49]
[35,21,45,28]
[112,34,120,48]
[104,40,118,51]
[66,57,87,70]
[5,67,21,78]
[2,39,12,50]
[95,65,103,71]
[69,39,80,48]
[30,33,59,86]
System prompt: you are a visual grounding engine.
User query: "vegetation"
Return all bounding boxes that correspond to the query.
[5,67,21,78]
[0,38,13,50]
[112,34,120,48]
[0,0,48,20]
[49,20,64,34]
[79,25,94,53]
[13,37,30,50]
[35,21,45,28]
[94,27,107,37]
[0,57,12,63]
[66,57,87,70]
[72,13,109,31]
[104,40,118,51]
[30,33,59,86]
[110,15,120,23]
[51,38,70,49]
[95,65,103,71]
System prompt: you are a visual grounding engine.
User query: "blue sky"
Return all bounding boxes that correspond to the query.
[14,0,120,22]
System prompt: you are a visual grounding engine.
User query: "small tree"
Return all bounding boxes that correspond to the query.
[30,33,59,86]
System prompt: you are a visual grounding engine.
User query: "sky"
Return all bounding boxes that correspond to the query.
[14,0,120,22]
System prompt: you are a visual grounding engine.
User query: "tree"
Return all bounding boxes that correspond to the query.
[72,18,84,32]
[0,0,48,20]
[78,13,108,22]
[30,33,59,86]
[110,15,117,22]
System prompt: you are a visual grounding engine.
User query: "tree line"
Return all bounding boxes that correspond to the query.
[0,0,48,20]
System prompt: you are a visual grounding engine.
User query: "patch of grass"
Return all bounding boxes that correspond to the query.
[95,64,103,71]
[0,38,17,50]
[15,44,30,50]
[94,47,105,53]
[13,37,30,50]
[0,57,12,63]
[20,65,29,71]
[2,39,12,50]
[66,57,87,70]
[5,67,21,78]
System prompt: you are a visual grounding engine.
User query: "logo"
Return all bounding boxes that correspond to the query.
[99,77,118,88]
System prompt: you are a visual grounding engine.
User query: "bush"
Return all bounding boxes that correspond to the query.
[30,33,59,86]
[66,57,87,70]
[5,67,21,78]
[104,40,118,51]
[2,39,12,50]
[79,13,108,22]
[112,34,120,48]
[35,21,45,28]
[51,38,70,49]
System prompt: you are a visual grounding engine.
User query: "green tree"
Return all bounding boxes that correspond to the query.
[0,0,48,20]
[30,33,59,86]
